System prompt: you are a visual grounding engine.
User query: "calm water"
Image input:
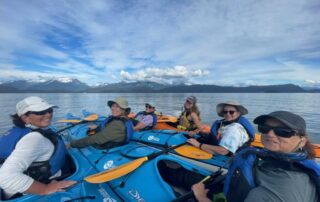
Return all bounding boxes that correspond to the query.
[0,93,319,142]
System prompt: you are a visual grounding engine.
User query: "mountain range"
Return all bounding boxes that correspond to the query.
[0,79,319,93]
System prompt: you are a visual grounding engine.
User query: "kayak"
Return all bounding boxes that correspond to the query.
[1,143,123,202]
[62,121,223,201]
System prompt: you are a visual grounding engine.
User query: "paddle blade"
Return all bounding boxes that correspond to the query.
[174,145,213,160]
[85,157,148,183]
[157,115,177,123]
[58,119,82,123]
[83,114,99,121]
[58,114,99,123]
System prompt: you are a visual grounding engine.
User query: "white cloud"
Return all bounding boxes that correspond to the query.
[0,0,320,86]
[120,66,209,83]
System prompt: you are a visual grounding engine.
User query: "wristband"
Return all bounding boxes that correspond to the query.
[199,143,203,149]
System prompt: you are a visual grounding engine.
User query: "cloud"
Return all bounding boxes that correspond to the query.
[120,66,209,83]
[0,0,320,86]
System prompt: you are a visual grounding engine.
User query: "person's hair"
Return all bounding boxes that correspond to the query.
[124,108,131,116]
[184,103,201,121]
[11,113,26,128]
[303,137,316,159]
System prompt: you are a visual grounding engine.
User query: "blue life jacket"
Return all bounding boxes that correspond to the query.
[135,111,158,131]
[0,127,66,182]
[100,116,134,143]
[210,116,255,143]
[224,147,320,202]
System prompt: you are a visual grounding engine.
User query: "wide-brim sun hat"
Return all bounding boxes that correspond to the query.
[216,101,248,117]
[253,111,306,135]
[107,97,130,111]
[16,96,58,116]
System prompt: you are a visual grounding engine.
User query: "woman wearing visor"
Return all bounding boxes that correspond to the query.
[0,96,75,200]
[192,111,320,202]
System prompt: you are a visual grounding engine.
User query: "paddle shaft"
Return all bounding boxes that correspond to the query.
[56,120,90,134]
[171,169,225,202]
[147,142,189,160]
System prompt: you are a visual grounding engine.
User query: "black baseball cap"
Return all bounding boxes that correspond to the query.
[253,111,306,135]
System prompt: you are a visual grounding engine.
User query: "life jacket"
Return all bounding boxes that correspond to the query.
[135,111,158,131]
[0,127,66,183]
[224,147,320,202]
[210,116,255,145]
[178,111,199,131]
[100,116,134,144]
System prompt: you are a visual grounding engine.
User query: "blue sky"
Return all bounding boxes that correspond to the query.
[1,0,320,87]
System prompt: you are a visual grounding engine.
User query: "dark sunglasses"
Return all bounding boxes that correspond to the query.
[28,108,53,116]
[223,110,237,115]
[145,105,154,109]
[258,125,297,138]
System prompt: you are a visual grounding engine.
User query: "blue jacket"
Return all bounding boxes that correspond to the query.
[0,127,66,182]
[135,111,158,131]
[101,116,134,143]
[224,147,320,202]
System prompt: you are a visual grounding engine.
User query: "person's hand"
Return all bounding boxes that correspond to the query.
[187,138,200,148]
[192,182,210,202]
[44,180,77,195]
[188,130,198,137]
[65,143,71,149]
[88,125,98,130]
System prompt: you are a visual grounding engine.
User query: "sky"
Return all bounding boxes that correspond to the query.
[0,0,320,87]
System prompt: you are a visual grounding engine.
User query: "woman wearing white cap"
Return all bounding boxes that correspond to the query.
[70,97,134,149]
[192,111,319,202]
[0,96,75,200]
[188,101,255,156]
[134,102,157,131]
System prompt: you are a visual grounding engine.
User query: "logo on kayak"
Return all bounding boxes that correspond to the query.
[98,187,117,202]
[128,189,145,202]
[147,135,160,142]
[103,160,114,170]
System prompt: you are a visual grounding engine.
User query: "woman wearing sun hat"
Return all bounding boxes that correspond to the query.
[192,111,319,202]
[0,96,76,199]
[188,100,255,156]
[70,96,134,149]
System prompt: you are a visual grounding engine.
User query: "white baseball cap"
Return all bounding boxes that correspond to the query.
[16,96,57,116]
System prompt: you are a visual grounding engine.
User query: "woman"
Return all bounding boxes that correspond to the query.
[134,102,157,131]
[0,96,75,199]
[192,111,319,202]
[178,96,203,135]
[70,96,134,149]
[188,101,254,156]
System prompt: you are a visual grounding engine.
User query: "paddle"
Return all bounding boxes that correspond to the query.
[84,141,200,183]
[56,114,99,133]
[58,114,99,124]
[157,115,178,123]
[171,169,226,202]
[133,131,213,160]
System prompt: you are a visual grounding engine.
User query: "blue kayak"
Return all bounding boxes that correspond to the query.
[63,123,214,201]
[1,146,122,202]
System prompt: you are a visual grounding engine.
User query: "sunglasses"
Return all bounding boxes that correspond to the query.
[28,108,53,116]
[258,125,297,138]
[145,105,154,109]
[223,110,237,115]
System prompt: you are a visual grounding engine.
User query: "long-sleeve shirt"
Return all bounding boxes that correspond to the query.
[70,119,126,149]
[0,132,58,198]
